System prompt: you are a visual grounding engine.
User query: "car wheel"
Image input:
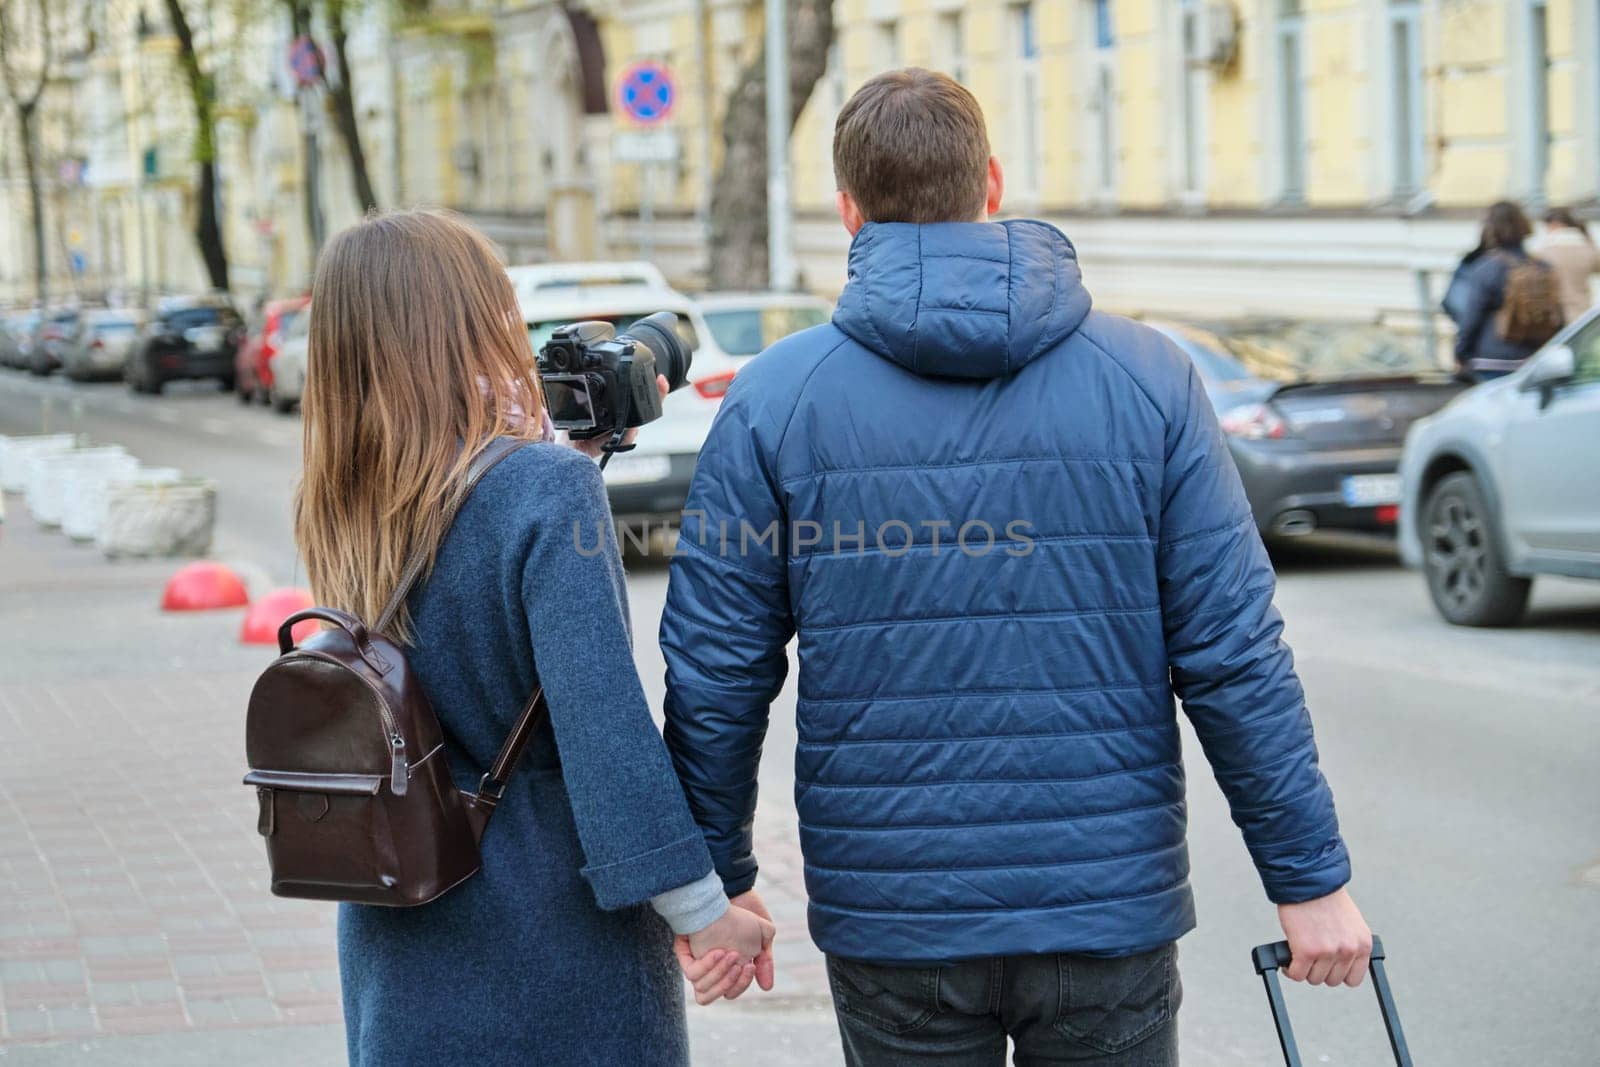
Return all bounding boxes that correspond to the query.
[218,374,236,392]
[1422,472,1530,627]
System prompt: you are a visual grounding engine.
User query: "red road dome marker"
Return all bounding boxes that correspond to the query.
[161,562,250,612]
[240,588,318,645]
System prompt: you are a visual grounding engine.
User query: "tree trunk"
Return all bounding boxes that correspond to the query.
[163,0,229,291]
[17,101,45,304]
[324,1,378,213]
[707,0,834,290]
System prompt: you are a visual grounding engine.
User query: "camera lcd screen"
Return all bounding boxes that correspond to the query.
[542,375,598,430]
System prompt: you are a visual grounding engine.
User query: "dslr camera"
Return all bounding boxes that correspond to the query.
[536,312,693,447]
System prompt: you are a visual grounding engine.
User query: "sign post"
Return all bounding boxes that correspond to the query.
[615,62,677,264]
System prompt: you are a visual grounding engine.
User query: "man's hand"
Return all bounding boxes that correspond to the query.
[1277,887,1373,987]
[729,890,777,992]
[564,375,670,459]
[672,903,774,1005]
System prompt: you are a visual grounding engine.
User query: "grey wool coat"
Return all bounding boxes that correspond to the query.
[337,442,715,1065]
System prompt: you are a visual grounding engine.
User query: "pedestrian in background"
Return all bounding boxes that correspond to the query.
[1534,207,1599,325]
[1451,200,1565,381]
[661,69,1371,1067]
[293,209,769,1066]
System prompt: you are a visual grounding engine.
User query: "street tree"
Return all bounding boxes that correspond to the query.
[162,0,230,291]
[708,0,834,290]
[0,0,59,304]
[322,0,378,213]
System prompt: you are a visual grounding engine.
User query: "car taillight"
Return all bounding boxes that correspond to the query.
[1375,504,1399,525]
[1218,402,1288,440]
[693,371,736,400]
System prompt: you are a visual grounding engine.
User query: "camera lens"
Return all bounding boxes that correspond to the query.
[625,312,693,392]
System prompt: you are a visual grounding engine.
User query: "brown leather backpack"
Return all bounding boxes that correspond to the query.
[243,438,547,906]
[1495,254,1564,347]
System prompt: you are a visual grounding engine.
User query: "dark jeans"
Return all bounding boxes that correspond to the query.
[826,944,1180,1066]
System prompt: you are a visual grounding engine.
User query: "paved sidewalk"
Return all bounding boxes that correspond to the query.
[0,508,837,1063]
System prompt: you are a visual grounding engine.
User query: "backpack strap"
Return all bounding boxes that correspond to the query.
[370,436,551,841]
[374,437,528,633]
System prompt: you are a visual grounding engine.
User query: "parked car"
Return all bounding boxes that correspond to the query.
[0,311,39,369]
[1149,319,1466,539]
[266,309,311,413]
[126,296,245,394]
[62,309,146,381]
[692,292,832,359]
[236,296,309,404]
[27,307,81,376]
[1399,307,1600,626]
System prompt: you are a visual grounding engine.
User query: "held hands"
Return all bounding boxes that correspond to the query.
[672,890,777,1006]
[1276,887,1373,987]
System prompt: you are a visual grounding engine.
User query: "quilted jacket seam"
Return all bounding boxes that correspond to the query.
[669,528,786,584]
[811,882,1189,916]
[797,723,1168,748]
[799,798,1181,833]
[805,841,1184,876]
[796,759,1178,791]
[802,603,1161,633]
[781,454,1160,486]
[1166,583,1276,629]
[800,680,1167,705]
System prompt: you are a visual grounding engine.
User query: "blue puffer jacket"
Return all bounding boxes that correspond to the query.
[661,220,1351,963]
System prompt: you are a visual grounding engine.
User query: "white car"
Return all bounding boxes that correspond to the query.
[1398,307,1600,625]
[268,309,312,413]
[692,292,832,362]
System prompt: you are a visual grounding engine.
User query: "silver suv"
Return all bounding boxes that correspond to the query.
[1398,308,1600,625]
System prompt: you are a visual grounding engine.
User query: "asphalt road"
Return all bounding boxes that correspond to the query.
[4,369,1599,1065]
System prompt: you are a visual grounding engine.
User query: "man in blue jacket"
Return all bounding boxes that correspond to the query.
[662,68,1370,1064]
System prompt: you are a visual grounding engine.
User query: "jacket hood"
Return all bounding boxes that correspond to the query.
[832,220,1092,379]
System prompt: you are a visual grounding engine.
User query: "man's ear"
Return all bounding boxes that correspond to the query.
[836,190,867,236]
[984,157,1004,219]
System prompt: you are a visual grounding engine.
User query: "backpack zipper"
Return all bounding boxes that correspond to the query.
[276,650,410,797]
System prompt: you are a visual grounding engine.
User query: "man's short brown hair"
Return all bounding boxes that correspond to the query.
[833,68,991,224]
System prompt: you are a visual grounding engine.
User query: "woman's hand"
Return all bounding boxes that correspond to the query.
[672,905,775,1005]
[563,375,670,460]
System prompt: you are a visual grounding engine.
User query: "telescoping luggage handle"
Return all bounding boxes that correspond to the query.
[1251,935,1413,1067]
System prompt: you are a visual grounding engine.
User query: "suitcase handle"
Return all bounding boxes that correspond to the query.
[1250,935,1413,1067]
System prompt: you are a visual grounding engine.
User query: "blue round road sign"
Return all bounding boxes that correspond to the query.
[617,62,674,125]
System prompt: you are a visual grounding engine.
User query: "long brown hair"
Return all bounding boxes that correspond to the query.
[294,209,543,641]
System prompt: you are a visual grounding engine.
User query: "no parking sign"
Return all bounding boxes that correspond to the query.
[616,62,674,126]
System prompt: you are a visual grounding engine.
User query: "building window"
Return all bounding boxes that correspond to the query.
[1013,3,1041,198]
[1388,0,1425,199]
[937,11,966,84]
[875,20,900,70]
[1276,0,1307,203]
[1088,0,1117,201]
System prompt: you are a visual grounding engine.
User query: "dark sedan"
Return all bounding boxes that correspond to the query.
[1150,320,1466,539]
[126,298,245,394]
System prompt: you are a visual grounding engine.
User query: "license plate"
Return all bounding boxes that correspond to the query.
[1341,473,1401,507]
[602,454,671,486]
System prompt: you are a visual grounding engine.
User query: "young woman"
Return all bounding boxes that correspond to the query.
[1534,207,1599,325]
[295,210,770,1064]
[1450,201,1555,381]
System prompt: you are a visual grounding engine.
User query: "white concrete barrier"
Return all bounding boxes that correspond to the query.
[60,454,145,542]
[99,478,217,559]
[0,434,78,494]
[25,447,130,528]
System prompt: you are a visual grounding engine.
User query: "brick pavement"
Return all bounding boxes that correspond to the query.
[0,509,834,1061]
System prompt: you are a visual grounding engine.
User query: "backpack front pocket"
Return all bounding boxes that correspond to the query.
[245,769,401,900]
